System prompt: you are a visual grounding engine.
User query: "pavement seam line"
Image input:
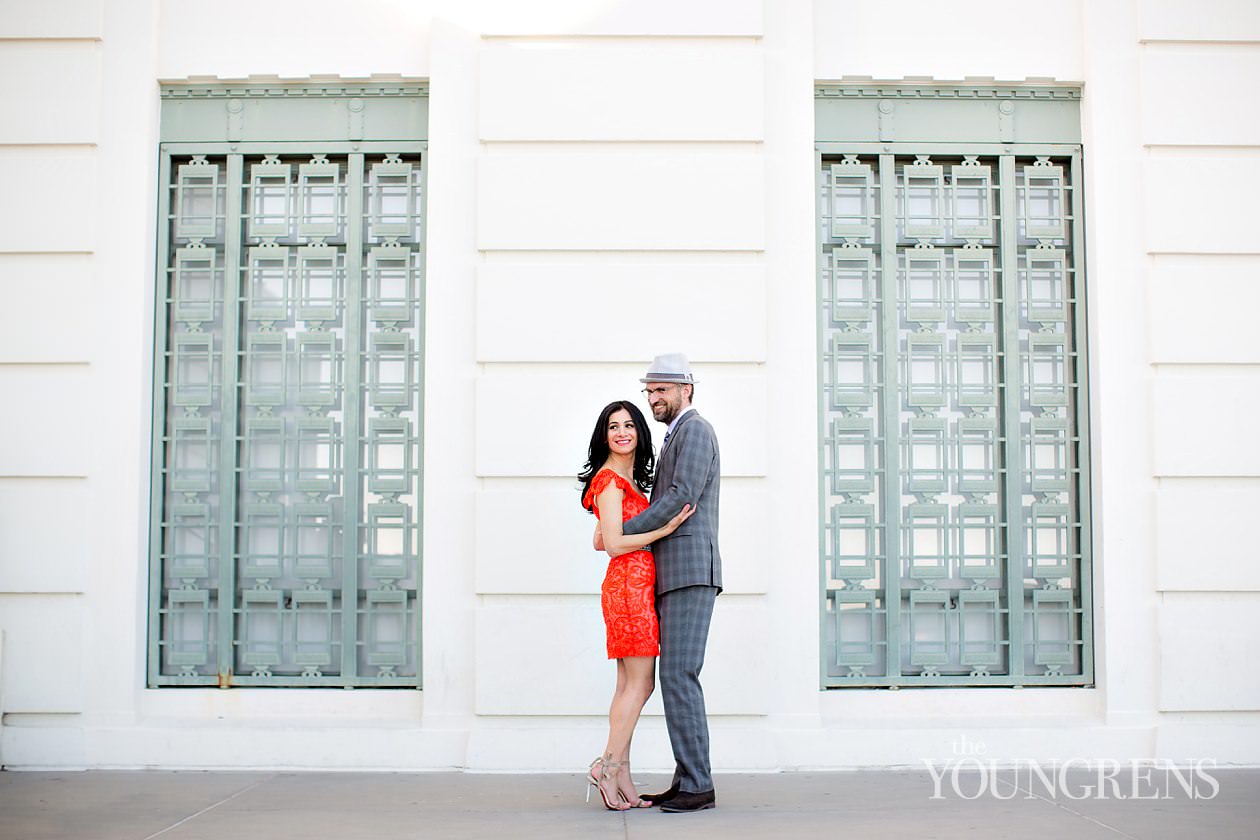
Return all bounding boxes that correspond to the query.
[142,774,277,840]
[993,775,1141,840]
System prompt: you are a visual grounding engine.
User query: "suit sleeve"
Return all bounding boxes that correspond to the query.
[622,422,717,535]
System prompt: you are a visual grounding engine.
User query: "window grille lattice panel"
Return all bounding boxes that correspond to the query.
[819,151,1089,687]
[152,151,423,687]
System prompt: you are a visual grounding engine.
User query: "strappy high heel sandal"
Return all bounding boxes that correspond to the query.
[584,756,605,803]
[594,759,632,811]
[618,761,651,808]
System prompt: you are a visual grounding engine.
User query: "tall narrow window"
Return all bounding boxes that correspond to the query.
[816,86,1093,687]
[148,85,427,687]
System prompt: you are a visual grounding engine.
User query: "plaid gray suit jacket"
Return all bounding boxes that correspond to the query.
[622,409,722,595]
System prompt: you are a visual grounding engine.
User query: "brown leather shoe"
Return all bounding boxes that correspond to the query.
[638,782,680,807]
[660,789,716,812]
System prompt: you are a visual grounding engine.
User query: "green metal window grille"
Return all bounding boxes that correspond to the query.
[815,86,1093,687]
[148,85,426,687]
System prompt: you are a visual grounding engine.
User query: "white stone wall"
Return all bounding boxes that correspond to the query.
[0,0,104,767]
[0,0,1256,770]
[1138,0,1260,761]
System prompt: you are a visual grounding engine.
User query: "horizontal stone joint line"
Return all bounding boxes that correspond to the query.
[996,776,1141,839]
[1138,39,1260,48]
[479,35,764,43]
[0,251,95,256]
[142,774,276,840]
[0,37,103,44]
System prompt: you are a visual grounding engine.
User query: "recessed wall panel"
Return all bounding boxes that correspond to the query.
[0,365,90,476]
[0,148,97,253]
[1159,595,1260,711]
[0,43,101,144]
[1156,480,1260,591]
[0,478,88,592]
[473,0,762,36]
[477,154,764,251]
[0,255,93,363]
[480,43,763,141]
[1152,374,1260,476]
[476,261,766,362]
[0,594,83,712]
[1138,0,1260,41]
[1145,156,1260,254]
[1150,255,1260,363]
[1141,46,1260,146]
[0,0,102,38]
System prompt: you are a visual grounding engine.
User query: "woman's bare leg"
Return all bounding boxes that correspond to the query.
[601,656,655,805]
[593,659,631,809]
[612,658,627,711]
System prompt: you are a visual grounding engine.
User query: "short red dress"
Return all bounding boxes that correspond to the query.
[583,468,660,659]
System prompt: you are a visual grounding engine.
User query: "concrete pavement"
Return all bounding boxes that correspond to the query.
[1,768,1257,839]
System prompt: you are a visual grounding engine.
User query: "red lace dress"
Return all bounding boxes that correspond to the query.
[583,468,660,659]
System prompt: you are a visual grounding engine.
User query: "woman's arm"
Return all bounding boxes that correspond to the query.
[595,482,692,557]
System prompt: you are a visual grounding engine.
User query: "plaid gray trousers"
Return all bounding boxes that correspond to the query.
[657,584,719,794]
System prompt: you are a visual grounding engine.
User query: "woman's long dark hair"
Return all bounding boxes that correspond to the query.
[578,400,655,509]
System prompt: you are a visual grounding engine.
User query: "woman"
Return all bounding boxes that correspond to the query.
[578,400,693,811]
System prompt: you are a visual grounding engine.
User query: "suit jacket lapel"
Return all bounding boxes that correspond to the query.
[660,410,695,461]
[654,411,691,501]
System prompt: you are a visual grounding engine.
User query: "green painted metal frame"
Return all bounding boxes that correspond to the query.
[342,153,365,683]
[997,154,1026,685]
[815,87,1094,689]
[1069,150,1095,687]
[147,84,427,689]
[219,154,245,685]
[876,152,903,680]
[147,153,174,689]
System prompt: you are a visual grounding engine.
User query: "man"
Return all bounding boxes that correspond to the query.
[621,352,721,813]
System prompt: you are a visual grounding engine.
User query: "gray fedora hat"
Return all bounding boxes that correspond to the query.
[639,352,696,384]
